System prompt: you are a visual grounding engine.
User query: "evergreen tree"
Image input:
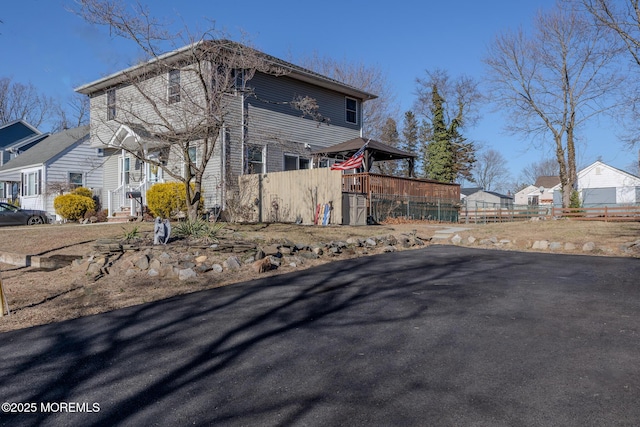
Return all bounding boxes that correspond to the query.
[401,111,419,177]
[423,85,455,182]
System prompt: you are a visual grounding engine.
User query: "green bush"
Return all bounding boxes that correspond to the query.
[54,193,95,221]
[569,190,582,209]
[146,182,203,218]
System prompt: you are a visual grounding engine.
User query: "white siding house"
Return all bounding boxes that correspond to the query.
[0,126,103,217]
[550,161,640,206]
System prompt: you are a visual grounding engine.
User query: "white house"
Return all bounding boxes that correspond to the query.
[514,176,560,206]
[0,125,103,217]
[550,161,640,206]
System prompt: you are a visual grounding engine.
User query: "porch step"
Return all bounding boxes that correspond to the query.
[108,207,136,223]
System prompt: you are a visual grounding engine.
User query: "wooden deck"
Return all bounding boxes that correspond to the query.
[341,173,460,201]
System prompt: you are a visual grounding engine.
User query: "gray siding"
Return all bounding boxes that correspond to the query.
[86,62,367,213]
[582,187,616,206]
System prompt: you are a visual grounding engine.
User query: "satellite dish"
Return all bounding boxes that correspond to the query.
[539,186,545,193]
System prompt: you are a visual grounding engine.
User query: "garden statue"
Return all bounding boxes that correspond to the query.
[154,217,171,245]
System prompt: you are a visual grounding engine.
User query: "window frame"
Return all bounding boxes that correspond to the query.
[107,89,116,121]
[283,153,310,171]
[22,170,41,197]
[345,97,358,124]
[68,172,84,189]
[168,69,181,104]
[245,144,265,175]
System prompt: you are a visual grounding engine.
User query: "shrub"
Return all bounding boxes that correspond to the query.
[54,193,95,221]
[72,187,94,199]
[569,190,582,209]
[146,182,203,218]
[173,218,224,243]
[83,209,109,223]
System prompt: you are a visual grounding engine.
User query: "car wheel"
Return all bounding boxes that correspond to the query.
[27,216,44,225]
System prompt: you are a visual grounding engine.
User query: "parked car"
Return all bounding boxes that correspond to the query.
[0,202,53,226]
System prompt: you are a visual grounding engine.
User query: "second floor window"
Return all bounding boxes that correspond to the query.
[107,89,116,121]
[168,69,181,104]
[346,97,357,124]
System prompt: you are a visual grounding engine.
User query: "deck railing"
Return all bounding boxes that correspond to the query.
[341,172,460,201]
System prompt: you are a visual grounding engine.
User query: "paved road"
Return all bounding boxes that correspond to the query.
[1,246,639,426]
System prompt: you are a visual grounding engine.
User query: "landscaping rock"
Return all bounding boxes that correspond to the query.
[583,242,596,252]
[451,234,462,245]
[178,268,197,281]
[223,256,241,270]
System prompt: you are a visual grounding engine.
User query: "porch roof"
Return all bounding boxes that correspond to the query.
[311,137,416,162]
[312,137,416,176]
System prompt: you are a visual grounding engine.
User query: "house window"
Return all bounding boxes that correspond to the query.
[120,157,130,185]
[185,145,198,179]
[246,145,265,174]
[233,69,245,91]
[528,195,539,206]
[69,172,83,189]
[168,69,181,104]
[346,97,358,124]
[107,89,116,121]
[284,154,310,171]
[22,170,41,196]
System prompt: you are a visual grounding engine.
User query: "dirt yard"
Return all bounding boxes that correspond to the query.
[1,219,639,333]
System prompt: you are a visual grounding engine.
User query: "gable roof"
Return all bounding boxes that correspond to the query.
[534,176,560,189]
[74,40,378,101]
[580,160,640,180]
[0,126,90,172]
[461,188,513,199]
[0,120,41,149]
[549,160,640,190]
[461,187,483,197]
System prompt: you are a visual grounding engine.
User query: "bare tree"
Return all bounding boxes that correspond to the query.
[0,77,58,128]
[52,93,90,132]
[569,0,640,146]
[484,5,624,207]
[73,0,319,221]
[519,158,559,184]
[471,148,511,192]
[298,53,396,139]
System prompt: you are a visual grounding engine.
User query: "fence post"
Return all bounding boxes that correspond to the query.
[605,205,608,222]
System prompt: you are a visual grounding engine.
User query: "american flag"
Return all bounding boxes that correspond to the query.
[330,141,368,171]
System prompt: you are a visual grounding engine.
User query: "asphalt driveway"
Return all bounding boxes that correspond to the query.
[1,246,639,426]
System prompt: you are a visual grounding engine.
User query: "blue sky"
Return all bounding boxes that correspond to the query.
[2,0,637,182]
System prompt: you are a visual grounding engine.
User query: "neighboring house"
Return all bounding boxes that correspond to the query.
[514,176,560,206]
[75,40,377,218]
[0,125,103,217]
[461,188,514,210]
[550,160,640,206]
[0,120,49,201]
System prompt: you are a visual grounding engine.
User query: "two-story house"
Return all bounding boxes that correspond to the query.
[75,40,377,219]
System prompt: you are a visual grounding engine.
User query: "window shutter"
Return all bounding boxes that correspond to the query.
[21,173,26,196]
[37,170,42,195]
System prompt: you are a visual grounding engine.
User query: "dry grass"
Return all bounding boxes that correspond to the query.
[0,219,638,333]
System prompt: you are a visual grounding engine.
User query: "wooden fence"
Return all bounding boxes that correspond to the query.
[460,205,640,223]
[551,206,640,221]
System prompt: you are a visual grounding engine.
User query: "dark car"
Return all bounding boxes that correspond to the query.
[0,202,53,226]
